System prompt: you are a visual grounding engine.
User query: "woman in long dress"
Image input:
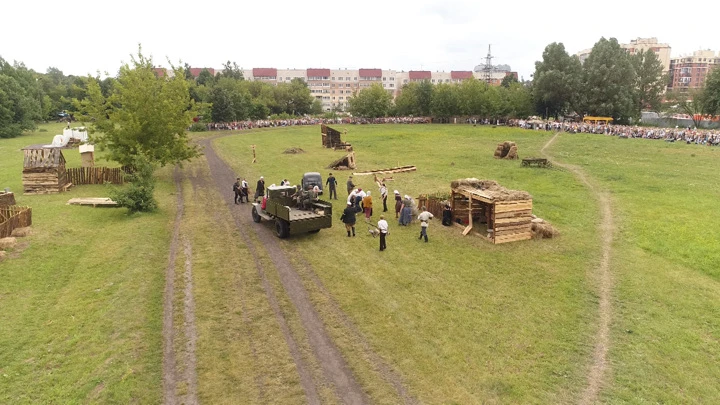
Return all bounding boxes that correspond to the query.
[399,195,413,226]
[394,190,402,218]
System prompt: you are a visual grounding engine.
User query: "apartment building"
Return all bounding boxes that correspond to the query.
[667,50,720,91]
[200,66,517,111]
[576,37,672,73]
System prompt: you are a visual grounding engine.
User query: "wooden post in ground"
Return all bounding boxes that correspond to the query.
[251,145,257,164]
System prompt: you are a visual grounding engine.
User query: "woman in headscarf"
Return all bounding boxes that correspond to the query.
[362,191,373,220]
[399,195,413,226]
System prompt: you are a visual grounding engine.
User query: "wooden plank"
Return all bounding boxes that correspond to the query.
[494,217,532,225]
[462,225,473,235]
[494,228,532,237]
[352,166,416,176]
[493,209,533,219]
[494,223,532,232]
[495,202,533,213]
[494,232,532,244]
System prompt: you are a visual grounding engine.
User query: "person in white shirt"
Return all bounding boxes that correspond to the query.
[417,206,434,243]
[377,215,389,251]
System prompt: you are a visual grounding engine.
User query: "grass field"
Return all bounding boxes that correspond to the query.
[1,123,718,403]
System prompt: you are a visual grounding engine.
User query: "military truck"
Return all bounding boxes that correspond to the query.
[251,183,333,238]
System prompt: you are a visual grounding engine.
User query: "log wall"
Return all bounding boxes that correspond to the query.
[0,206,32,238]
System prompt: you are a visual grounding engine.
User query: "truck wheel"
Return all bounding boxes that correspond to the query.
[252,206,261,223]
[275,219,289,238]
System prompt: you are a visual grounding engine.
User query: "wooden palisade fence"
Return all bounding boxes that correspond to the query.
[65,167,124,185]
[0,206,32,238]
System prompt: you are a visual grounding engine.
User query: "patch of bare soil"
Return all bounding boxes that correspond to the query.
[542,133,614,404]
[200,137,376,404]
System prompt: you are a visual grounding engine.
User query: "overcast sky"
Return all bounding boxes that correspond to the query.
[3,0,718,80]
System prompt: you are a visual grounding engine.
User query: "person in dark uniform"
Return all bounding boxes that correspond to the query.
[254,176,265,201]
[326,172,338,200]
[233,178,242,204]
[346,176,355,196]
[442,203,453,226]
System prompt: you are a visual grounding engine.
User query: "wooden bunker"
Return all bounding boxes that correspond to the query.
[22,146,71,195]
[321,124,351,149]
[328,151,356,170]
[450,179,532,244]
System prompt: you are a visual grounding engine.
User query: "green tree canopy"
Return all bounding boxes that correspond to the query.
[633,49,666,113]
[532,42,582,119]
[218,61,244,81]
[430,83,459,119]
[274,78,314,115]
[347,83,392,118]
[73,47,200,167]
[703,66,720,116]
[0,57,42,138]
[580,37,637,122]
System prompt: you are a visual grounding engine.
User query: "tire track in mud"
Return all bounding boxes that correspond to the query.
[200,137,370,404]
[542,133,615,404]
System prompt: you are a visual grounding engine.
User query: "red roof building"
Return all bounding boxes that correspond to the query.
[189,68,215,78]
[307,68,330,79]
[450,71,473,80]
[409,71,432,80]
[359,68,382,78]
[252,68,277,79]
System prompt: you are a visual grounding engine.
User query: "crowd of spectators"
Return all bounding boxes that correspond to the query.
[202,116,431,131]
[510,119,720,146]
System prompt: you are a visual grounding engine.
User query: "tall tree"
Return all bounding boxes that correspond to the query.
[665,89,709,128]
[394,82,421,116]
[218,61,244,80]
[703,66,720,116]
[0,57,42,137]
[347,83,392,118]
[500,74,518,88]
[580,37,637,122]
[633,49,666,113]
[275,78,314,115]
[430,83,458,119]
[416,80,434,116]
[532,42,582,119]
[196,68,215,86]
[73,47,200,168]
[457,78,485,116]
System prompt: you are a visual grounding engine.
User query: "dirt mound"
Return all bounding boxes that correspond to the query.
[451,178,532,201]
[283,147,306,154]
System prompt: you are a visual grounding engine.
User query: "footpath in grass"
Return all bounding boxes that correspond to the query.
[549,133,720,403]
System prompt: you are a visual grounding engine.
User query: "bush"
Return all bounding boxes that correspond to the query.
[110,156,158,213]
[189,122,207,132]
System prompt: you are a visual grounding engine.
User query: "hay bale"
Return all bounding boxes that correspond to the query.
[0,237,17,250]
[532,222,559,239]
[506,145,518,160]
[11,227,32,237]
[0,250,6,261]
[283,147,306,154]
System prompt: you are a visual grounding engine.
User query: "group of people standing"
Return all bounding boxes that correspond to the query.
[339,175,434,251]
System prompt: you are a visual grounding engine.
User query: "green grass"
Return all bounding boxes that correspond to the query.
[0,123,171,403]
[2,123,719,403]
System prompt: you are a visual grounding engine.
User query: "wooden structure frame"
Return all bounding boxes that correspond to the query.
[450,185,533,244]
[22,146,71,195]
[320,125,351,149]
[328,152,356,170]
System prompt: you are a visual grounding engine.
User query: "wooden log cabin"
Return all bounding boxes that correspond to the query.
[21,146,71,194]
[449,179,533,244]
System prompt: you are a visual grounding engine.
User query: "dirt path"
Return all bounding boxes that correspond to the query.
[162,167,199,405]
[162,167,183,405]
[542,133,614,404]
[199,137,381,404]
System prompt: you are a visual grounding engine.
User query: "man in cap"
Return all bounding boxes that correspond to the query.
[417,206,434,242]
[233,178,242,204]
[326,172,338,200]
[346,176,355,195]
[377,215,389,251]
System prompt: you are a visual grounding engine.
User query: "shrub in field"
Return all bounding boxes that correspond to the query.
[111,156,157,213]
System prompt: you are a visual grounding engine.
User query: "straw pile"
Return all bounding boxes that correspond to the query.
[493,141,518,159]
[283,147,305,154]
[531,217,558,239]
[451,178,532,201]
